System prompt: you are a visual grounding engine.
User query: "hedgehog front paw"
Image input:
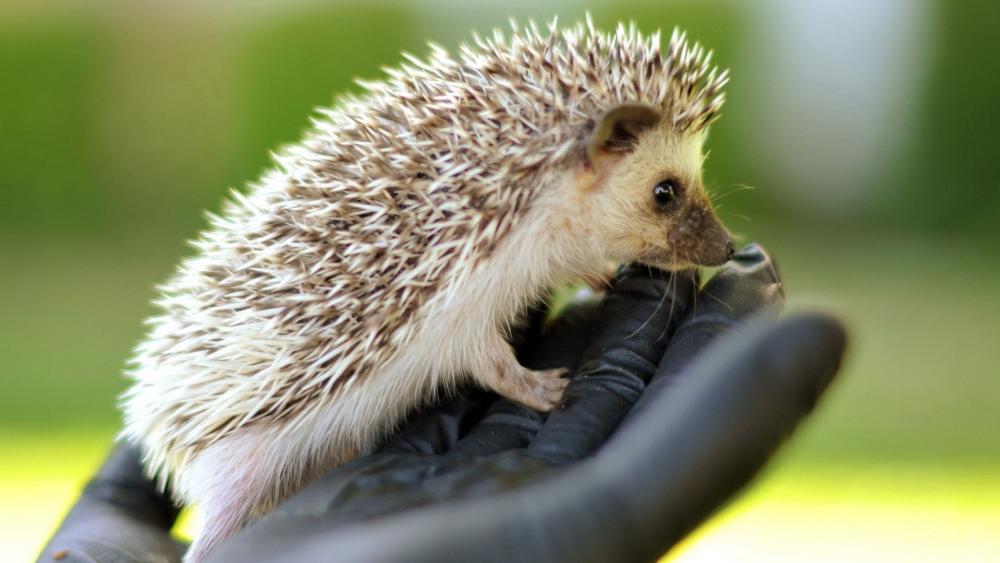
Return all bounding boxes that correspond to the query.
[530,367,571,411]
[498,366,570,413]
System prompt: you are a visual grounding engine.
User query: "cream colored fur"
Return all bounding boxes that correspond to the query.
[119,18,730,562]
[177,169,610,561]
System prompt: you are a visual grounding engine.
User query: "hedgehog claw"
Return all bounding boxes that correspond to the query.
[497,365,570,413]
[532,367,571,411]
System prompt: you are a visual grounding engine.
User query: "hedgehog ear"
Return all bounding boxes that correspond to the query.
[587,104,661,167]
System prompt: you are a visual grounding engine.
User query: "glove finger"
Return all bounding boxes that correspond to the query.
[526,265,699,464]
[592,313,847,561]
[445,399,544,457]
[449,297,603,457]
[626,242,785,421]
[248,316,845,563]
[379,387,493,455]
[693,241,784,324]
[38,443,185,563]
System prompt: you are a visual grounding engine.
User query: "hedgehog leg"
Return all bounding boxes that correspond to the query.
[184,490,255,563]
[181,434,288,563]
[474,332,569,412]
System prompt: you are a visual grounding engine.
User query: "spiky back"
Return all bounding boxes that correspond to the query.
[123,18,727,472]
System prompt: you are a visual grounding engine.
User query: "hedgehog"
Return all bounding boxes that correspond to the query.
[120,17,733,561]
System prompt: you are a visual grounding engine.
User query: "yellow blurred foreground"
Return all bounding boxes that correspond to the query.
[6,432,998,563]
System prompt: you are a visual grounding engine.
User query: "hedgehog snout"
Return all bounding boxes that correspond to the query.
[667,205,733,266]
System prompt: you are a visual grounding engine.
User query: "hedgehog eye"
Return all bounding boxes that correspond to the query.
[653,179,679,208]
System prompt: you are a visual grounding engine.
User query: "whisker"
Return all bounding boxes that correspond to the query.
[700,286,734,312]
[655,270,682,343]
[708,184,755,203]
[624,265,670,340]
[691,271,699,319]
[720,211,751,223]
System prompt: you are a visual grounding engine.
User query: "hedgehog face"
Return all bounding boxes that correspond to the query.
[579,104,733,270]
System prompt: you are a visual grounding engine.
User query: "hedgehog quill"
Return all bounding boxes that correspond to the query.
[121,18,734,561]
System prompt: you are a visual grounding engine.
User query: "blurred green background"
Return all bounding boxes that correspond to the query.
[2,1,998,561]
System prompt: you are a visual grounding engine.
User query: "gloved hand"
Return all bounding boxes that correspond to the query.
[39,244,846,563]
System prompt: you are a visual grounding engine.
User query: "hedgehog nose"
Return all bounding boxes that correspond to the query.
[725,239,735,260]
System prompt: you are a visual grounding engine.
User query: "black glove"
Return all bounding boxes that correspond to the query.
[39,244,846,563]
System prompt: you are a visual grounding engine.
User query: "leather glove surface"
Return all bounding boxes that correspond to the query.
[39,244,846,563]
